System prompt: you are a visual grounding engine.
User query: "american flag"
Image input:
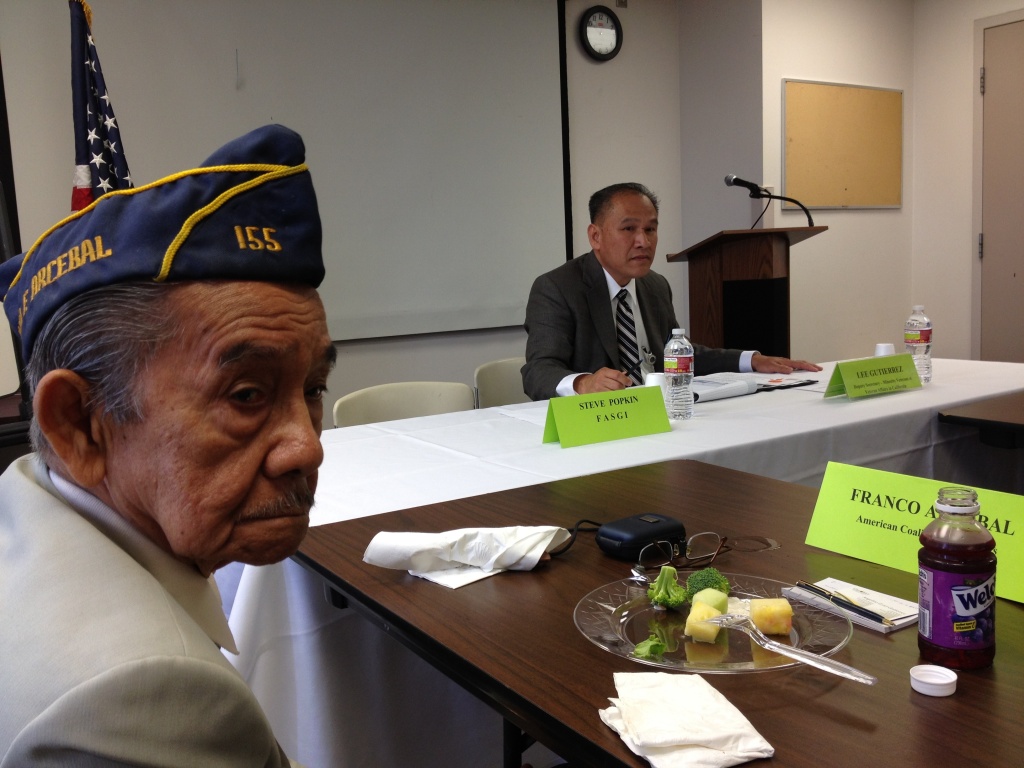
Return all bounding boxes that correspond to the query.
[70,0,132,211]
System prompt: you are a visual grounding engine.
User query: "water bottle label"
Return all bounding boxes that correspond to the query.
[904,328,932,344]
[664,354,693,374]
[918,567,995,650]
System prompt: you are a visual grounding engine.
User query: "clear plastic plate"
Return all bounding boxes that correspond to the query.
[573,572,853,673]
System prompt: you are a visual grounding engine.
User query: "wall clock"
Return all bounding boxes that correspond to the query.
[579,6,622,62]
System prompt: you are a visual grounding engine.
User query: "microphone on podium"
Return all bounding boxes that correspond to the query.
[724,174,766,198]
[723,173,815,228]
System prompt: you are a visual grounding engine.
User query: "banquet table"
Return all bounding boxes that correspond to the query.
[225,359,1024,767]
[297,460,1023,768]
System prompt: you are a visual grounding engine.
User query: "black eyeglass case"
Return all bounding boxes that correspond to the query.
[595,513,686,560]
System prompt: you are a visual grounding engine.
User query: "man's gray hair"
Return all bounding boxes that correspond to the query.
[27,281,181,459]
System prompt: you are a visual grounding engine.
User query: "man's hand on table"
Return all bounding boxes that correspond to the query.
[751,354,823,374]
[573,367,633,394]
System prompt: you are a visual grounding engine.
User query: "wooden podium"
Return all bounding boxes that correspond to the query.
[667,226,826,358]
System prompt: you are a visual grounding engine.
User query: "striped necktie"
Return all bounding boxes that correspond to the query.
[615,288,642,386]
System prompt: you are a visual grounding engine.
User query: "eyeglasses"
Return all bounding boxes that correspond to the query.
[631,532,780,582]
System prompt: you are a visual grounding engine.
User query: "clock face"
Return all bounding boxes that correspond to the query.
[585,12,618,55]
[579,6,622,62]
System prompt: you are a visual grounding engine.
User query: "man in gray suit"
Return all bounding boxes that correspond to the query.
[0,126,334,766]
[522,182,820,400]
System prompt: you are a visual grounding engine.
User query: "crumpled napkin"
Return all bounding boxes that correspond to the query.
[599,672,774,768]
[362,526,570,588]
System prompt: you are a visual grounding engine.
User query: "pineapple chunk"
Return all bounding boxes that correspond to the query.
[749,638,788,668]
[692,587,729,614]
[684,601,722,643]
[749,598,794,635]
[684,632,730,665]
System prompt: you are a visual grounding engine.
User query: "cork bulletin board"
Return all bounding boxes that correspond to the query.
[783,79,903,209]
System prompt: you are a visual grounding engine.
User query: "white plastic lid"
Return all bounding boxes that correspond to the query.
[910,665,957,696]
[912,304,925,312]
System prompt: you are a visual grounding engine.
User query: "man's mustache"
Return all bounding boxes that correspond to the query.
[240,486,315,522]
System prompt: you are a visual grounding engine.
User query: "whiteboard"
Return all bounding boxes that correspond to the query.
[0,0,566,340]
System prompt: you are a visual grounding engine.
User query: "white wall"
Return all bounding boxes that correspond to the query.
[759,0,1024,363]
[0,0,537,407]
[679,0,764,250]
[564,1,686,299]
[911,0,1024,359]
[761,0,916,363]
[331,0,691,407]
[6,0,1022,411]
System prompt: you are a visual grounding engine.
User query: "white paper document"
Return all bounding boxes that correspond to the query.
[784,577,918,634]
[691,374,758,403]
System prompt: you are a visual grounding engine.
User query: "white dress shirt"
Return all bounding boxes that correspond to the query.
[555,268,755,397]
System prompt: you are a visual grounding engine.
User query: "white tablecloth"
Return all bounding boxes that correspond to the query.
[225,359,1024,767]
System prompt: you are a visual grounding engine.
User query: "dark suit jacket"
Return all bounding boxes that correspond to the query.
[521,252,742,400]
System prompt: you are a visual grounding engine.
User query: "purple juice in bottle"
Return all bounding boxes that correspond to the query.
[918,487,996,670]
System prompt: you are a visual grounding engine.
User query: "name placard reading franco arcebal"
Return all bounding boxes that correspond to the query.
[807,462,1022,603]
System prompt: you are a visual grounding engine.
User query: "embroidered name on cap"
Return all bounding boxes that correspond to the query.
[1,124,324,361]
[20,236,113,332]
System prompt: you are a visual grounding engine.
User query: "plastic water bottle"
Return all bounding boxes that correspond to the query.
[904,305,932,383]
[663,328,694,420]
[918,486,996,670]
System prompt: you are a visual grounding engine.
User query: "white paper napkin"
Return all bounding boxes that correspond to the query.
[363,526,570,587]
[599,672,774,768]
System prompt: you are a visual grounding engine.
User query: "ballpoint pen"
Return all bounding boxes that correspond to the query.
[623,359,643,383]
[795,581,895,626]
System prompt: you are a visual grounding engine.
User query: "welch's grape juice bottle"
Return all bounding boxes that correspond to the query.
[918,487,996,669]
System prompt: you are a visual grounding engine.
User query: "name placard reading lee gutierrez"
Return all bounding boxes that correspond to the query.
[807,462,1022,603]
[542,386,670,448]
[824,353,921,398]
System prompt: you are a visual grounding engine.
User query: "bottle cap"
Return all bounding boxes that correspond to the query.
[909,665,957,697]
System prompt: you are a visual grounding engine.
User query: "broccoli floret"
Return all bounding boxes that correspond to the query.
[647,565,688,610]
[632,633,667,660]
[647,613,687,653]
[683,566,731,603]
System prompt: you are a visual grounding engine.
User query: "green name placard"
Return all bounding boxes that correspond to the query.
[542,386,670,448]
[824,354,921,398]
[807,462,1022,603]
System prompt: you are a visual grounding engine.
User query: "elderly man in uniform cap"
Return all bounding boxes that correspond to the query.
[0,125,335,766]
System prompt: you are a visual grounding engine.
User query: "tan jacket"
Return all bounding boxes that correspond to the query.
[0,455,289,767]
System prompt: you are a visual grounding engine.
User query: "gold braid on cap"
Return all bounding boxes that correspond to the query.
[154,162,308,281]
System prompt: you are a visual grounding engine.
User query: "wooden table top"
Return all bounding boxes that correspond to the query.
[297,460,1022,767]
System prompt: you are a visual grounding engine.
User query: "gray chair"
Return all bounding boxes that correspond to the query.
[473,357,529,408]
[332,381,475,428]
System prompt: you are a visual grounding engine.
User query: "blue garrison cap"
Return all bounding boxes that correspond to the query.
[0,124,324,361]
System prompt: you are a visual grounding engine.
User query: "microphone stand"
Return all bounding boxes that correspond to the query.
[746,188,814,228]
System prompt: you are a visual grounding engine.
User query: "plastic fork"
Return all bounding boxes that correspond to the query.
[703,613,877,685]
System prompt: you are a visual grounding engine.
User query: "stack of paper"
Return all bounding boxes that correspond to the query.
[692,375,758,403]
[784,578,918,634]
